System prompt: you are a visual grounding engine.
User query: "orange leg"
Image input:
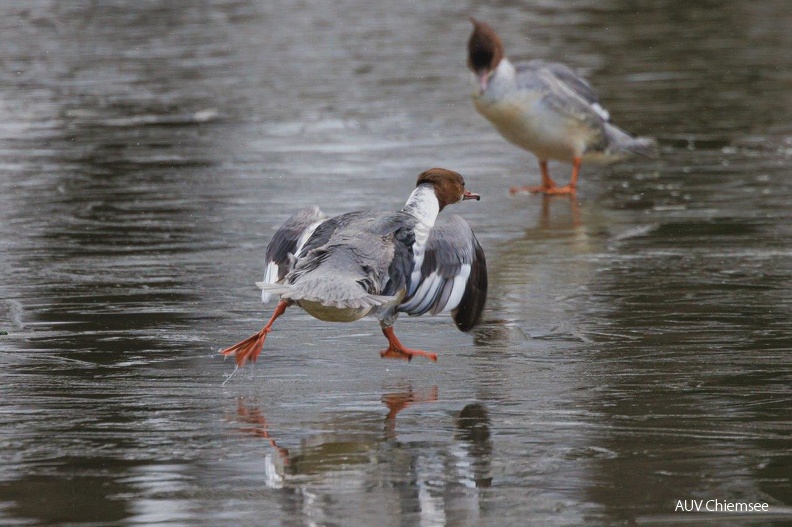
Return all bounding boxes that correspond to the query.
[511,158,582,196]
[220,300,288,367]
[379,326,437,362]
[511,160,557,194]
[544,157,581,195]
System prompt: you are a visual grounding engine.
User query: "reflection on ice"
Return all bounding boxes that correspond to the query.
[228,391,495,525]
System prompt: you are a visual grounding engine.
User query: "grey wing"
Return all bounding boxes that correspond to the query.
[530,60,603,108]
[261,207,326,301]
[398,216,487,332]
[517,59,611,123]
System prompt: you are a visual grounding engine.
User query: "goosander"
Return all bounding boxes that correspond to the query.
[220,168,487,367]
[467,18,657,195]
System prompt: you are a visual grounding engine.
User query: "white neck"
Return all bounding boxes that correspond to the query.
[484,58,517,97]
[402,185,440,226]
[495,58,516,80]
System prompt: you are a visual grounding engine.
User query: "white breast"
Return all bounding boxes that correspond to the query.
[476,92,584,161]
[474,60,587,161]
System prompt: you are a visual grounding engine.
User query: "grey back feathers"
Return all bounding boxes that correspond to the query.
[260,211,413,311]
[265,207,325,279]
[257,208,487,332]
[283,228,399,310]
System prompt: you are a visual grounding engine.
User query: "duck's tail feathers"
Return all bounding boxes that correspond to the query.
[257,281,399,310]
[604,124,659,160]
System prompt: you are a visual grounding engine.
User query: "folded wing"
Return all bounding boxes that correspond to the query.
[517,59,611,129]
[398,216,487,331]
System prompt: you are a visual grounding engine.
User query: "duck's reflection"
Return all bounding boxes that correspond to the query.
[537,194,582,230]
[230,391,493,524]
[454,403,493,489]
[233,386,441,477]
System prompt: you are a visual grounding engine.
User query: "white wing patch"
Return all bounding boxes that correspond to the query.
[591,102,610,121]
[440,264,471,313]
[403,271,441,313]
[261,261,279,303]
[294,220,324,256]
[398,215,485,330]
[401,264,471,315]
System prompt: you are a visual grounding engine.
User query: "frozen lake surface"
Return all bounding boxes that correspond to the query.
[1,1,791,525]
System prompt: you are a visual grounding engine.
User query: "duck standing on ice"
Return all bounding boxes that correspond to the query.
[220,168,487,367]
[467,18,657,195]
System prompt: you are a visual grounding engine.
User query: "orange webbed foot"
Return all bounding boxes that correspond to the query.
[379,327,438,362]
[220,300,288,369]
[512,159,560,195]
[380,347,413,361]
[542,185,577,196]
[220,328,270,367]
